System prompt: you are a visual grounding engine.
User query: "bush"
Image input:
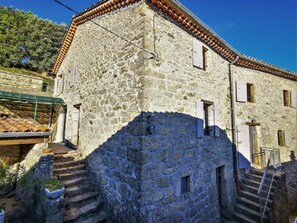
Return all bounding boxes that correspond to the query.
[44,178,62,191]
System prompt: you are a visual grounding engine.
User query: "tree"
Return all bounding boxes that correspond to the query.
[0,6,67,73]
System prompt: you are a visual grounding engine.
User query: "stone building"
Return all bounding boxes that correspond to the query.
[52,0,297,222]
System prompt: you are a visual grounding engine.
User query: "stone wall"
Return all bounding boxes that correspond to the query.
[233,66,297,163]
[0,70,53,96]
[139,112,235,223]
[55,1,296,222]
[87,112,235,222]
[56,2,146,156]
[87,114,144,222]
[281,160,297,214]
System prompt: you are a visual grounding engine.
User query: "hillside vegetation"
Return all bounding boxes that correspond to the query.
[0,6,67,74]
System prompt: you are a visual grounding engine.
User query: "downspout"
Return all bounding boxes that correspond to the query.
[229,55,240,193]
[34,100,38,121]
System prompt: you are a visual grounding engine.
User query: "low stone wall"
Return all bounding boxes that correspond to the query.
[269,172,289,223]
[281,160,297,214]
[0,70,53,96]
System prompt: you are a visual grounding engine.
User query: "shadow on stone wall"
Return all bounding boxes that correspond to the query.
[83,111,247,223]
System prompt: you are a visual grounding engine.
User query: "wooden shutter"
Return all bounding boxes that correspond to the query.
[236,81,247,102]
[284,130,291,147]
[291,91,297,108]
[196,101,204,138]
[193,41,203,69]
[54,77,58,96]
[237,125,251,168]
[214,106,220,137]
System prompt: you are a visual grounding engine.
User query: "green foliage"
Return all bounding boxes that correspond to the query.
[0,158,8,183]
[0,6,67,73]
[44,178,62,191]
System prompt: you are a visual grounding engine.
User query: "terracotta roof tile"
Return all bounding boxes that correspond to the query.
[0,118,50,133]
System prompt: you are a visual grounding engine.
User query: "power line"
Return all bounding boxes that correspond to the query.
[53,0,156,59]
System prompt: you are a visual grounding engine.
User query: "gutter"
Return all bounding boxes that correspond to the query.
[169,0,239,56]
[0,132,52,139]
[229,56,240,193]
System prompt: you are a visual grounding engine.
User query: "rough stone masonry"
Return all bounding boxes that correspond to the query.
[54,1,297,222]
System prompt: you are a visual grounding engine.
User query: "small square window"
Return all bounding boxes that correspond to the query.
[247,83,255,103]
[181,175,191,194]
[283,90,291,107]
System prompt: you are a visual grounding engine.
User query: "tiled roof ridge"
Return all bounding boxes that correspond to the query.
[0,117,50,133]
[52,0,297,81]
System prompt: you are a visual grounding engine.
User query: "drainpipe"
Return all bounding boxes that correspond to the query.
[34,100,38,120]
[229,56,240,193]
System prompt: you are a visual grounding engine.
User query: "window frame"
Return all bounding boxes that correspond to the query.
[246,83,255,103]
[283,90,291,107]
[181,175,191,194]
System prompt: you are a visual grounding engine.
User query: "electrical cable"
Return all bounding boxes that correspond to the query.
[53,0,156,59]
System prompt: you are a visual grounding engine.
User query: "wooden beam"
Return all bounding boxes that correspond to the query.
[0,137,48,146]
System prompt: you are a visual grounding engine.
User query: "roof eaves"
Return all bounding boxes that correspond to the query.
[150,0,296,80]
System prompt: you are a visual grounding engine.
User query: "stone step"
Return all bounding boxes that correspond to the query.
[244,173,263,182]
[73,212,107,223]
[54,164,86,174]
[61,176,89,188]
[242,178,276,191]
[237,196,261,212]
[54,154,74,163]
[234,203,268,222]
[58,170,88,181]
[68,192,99,204]
[241,183,275,198]
[232,211,258,223]
[54,160,85,168]
[64,200,103,223]
[249,169,280,181]
[65,184,96,197]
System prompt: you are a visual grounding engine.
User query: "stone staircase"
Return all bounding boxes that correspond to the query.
[233,169,277,223]
[54,153,108,223]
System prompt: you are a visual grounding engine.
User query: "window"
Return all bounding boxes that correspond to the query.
[42,83,48,92]
[277,130,285,146]
[236,81,255,103]
[283,90,291,107]
[278,129,291,147]
[247,83,255,103]
[193,41,208,70]
[203,102,212,135]
[197,101,220,138]
[181,175,191,194]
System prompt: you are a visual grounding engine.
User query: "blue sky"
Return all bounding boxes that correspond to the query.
[1,0,296,72]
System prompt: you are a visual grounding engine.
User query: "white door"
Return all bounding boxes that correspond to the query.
[237,125,251,168]
[71,109,80,146]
